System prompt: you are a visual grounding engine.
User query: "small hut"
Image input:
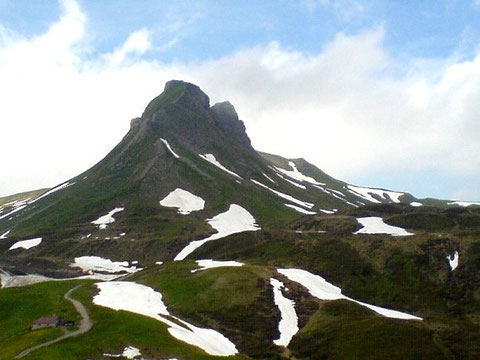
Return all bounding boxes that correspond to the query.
[32,316,61,330]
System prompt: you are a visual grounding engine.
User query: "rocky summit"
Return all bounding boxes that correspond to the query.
[0,81,479,359]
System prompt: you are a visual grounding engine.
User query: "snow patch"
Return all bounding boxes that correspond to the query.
[278,268,422,320]
[174,204,260,261]
[160,189,205,215]
[320,209,335,214]
[251,179,314,209]
[92,208,124,229]
[448,201,480,207]
[71,256,141,275]
[0,230,10,239]
[410,202,423,207]
[354,217,413,236]
[447,251,459,271]
[199,154,241,179]
[284,204,316,215]
[9,237,42,250]
[160,138,180,158]
[347,185,404,204]
[93,281,238,356]
[270,278,299,347]
[191,259,244,273]
[275,161,325,186]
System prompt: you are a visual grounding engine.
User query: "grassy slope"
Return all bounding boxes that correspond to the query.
[0,279,249,360]
[0,281,81,359]
[290,300,447,360]
[131,262,283,358]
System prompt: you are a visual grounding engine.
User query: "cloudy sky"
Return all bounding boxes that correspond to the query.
[1,0,480,200]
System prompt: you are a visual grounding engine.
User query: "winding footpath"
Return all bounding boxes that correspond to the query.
[15,285,93,358]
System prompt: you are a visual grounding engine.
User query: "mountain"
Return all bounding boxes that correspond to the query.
[0,80,479,359]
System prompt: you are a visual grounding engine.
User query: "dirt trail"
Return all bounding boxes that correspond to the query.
[15,285,93,358]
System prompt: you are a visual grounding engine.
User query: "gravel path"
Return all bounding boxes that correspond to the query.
[15,285,93,358]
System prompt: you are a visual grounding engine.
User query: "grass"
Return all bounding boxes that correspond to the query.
[0,280,82,360]
[0,279,250,360]
[290,300,448,360]
[131,262,284,358]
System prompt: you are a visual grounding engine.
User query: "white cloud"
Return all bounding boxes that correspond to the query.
[0,1,479,201]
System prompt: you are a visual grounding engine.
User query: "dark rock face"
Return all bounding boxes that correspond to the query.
[212,101,252,148]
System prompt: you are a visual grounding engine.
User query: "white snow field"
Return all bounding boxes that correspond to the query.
[174,204,260,261]
[347,184,404,204]
[0,230,10,239]
[270,278,299,347]
[93,281,238,356]
[9,237,42,250]
[354,217,413,236]
[251,179,314,209]
[160,138,180,158]
[71,256,141,275]
[447,201,480,207]
[92,208,124,229]
[191,259,244,273]
[284,204,316,215]
[447,251,459,271]
[199,153,241,179]
[410,202,423,207]
[160,189,205,215]
[275,161,325,186]
[278,268,422,320]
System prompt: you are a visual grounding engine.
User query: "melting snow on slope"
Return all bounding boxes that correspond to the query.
[284,204,316,215]
[251,179,314,209]
[9,237,42,250]
[278,268,422,320]
[160,189,205,215]
[191,259,244,273]
[447,251,459,271]
[347,185,404,204]
[92,208,124,229]
[174,204,260,261]
[410,202,423,207]
[93,281,238,356]
[0,230,10,239]
[447,201,480,207]
[354,217,413,236]
[275,161,325,186]
[160,138,180,159]
[270,278,299,347]
[199,154,241,179]
[71,256,141,274]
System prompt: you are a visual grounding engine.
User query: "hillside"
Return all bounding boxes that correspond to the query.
[0,81,479,359]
